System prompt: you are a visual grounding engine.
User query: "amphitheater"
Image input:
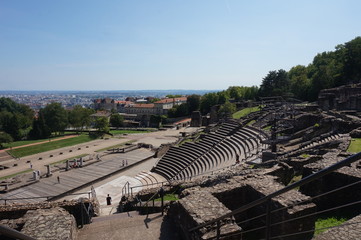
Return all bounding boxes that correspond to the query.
[1,94,361,239]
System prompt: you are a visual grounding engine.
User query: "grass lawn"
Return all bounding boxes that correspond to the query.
[110,129,154,135]
[154,193,179,201]
[232,106,260,119]
[347,138,361,153]
[0,169,32,181]
[2,135,77,149]
[7,135,94,158]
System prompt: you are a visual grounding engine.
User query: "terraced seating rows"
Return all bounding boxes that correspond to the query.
[152,120,268,181]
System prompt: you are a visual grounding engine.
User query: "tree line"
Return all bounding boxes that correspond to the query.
[259,36,361,101]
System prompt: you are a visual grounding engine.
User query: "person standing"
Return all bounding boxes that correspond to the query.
[106,194,112,205]
[57,176,60,184]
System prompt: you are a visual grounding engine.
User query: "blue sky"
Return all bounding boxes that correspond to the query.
[0,0,360,91]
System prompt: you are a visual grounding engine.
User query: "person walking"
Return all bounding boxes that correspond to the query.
[57,176,60,184]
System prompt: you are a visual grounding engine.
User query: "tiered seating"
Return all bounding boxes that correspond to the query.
[281,133,342,158]
[152,120,269,181]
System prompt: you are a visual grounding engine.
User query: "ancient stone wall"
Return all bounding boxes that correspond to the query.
[21,207,77,240]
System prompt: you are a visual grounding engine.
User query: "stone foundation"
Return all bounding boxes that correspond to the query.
[21,207,77,240]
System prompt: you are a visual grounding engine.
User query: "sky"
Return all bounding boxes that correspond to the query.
[0,0,360,91]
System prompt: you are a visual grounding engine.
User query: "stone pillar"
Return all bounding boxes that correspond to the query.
[79,157,83,167]
[33,171,37,180]
[46,165,52,177]
[66,160,70,171]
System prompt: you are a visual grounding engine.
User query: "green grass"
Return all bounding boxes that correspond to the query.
[154,193,179,201]
[347,138,361,153]
[109,129,153,135]
[7,135,94,158]
[246,120,256,126]
[94,140,137,152]
[50,154,89,166]
[0,169,32,180]
[263,125,272,130]
[314,217,347,235]
[232,106,260,119]
[301,154,310,158]
[288,175,302,189]
[2,135,77,149]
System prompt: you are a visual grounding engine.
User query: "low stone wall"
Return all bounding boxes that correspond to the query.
[21,207,77,240]
[0,198,98,239]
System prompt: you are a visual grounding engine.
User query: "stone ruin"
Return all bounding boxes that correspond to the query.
[0,198,99,240]
[2,85,361,239]
[136,92,361,239]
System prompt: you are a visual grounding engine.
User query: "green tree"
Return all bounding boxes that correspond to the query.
[0,98,33,140]
[200,92,219,114]
[41,102,68,134]
[29,113,51,139]
[343,37,361,84]
[95,117,109,133]
[186,94,201,113]
[259,69,290,97]
[217,91,230,104]
[218,101,236,118]
[68,105,94,131]
[110,114,124,128]
[0,132,13,148]
[289,65,311,100]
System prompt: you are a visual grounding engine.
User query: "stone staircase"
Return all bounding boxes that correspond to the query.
[77,211,181,240]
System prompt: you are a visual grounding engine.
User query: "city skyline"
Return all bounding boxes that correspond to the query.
[1,0,360,91]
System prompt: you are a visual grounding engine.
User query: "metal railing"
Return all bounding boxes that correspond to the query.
[0,225,36,240]
[188,151,361,240]
[0,190,93,205]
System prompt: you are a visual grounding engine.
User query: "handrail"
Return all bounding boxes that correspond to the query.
[189,151,361,232]
[0,224,36,240]
[144,188,162,218]
[121,181,130,197]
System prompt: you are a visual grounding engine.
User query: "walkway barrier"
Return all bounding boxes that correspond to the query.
[0,191,93,205]
[188,151,361,240]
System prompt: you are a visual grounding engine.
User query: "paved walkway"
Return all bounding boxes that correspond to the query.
[0,127,198,180]
[0,148,154,204]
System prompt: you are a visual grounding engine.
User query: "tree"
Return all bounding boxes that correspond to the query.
[0,97,33,140]
[68,105,94,131]
[343,37,361,84]
[167,103,189,118]
[110,114,124,128]
[95,117,109,133]
[28,113,51,139]
[289,65,311,100]
[200,92,219,114]
[41,102,68,134]
[218,101,236,118]
[187,94,201,113]
[259,69,290,97]
[0,132,13,148]
[217,91,229,104]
